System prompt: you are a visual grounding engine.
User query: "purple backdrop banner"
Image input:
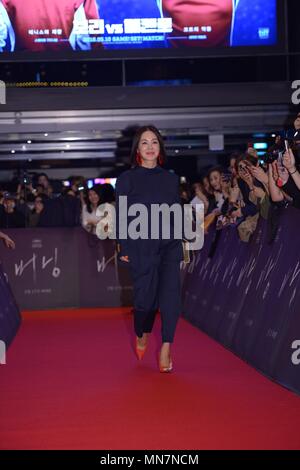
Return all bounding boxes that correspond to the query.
[0,262,21,352]
[0,228,133,310]
[77,229,134,308]
[182,206,300,396]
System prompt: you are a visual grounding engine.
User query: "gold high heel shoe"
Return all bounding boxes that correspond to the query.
[158,353,173,373]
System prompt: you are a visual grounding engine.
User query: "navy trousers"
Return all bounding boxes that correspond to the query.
[128,239,182,343]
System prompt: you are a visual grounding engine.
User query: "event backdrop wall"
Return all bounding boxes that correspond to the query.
[0,263,21,357]
[0,228,134,310]
[182,205,300,395]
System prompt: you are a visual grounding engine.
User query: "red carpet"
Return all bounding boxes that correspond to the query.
[1,307,300,450]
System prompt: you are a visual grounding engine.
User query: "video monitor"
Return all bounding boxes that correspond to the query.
[0,0,283,59]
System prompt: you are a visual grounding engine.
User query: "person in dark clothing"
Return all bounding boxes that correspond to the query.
[268,148,300,209]
[28,194,47,227]
[0,195,25,228]
[281,148,300,208]
[115,125,184,373]
[231,156,267,220]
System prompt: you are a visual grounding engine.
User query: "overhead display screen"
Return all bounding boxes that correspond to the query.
[0,0,279,55]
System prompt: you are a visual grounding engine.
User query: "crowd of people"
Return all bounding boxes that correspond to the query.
[176,113,300,243]
[0,173,116,234]
[1,115,300,245]
[181,146,300,242]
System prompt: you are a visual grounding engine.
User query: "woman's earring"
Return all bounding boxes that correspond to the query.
[158,154,163,165]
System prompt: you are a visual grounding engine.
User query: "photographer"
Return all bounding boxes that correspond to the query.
[0,194,26,228]
[269,149,300,208]
[28,194,47,228]
[283,148,300,192]
[269,112,300,203]
[267,161,290,204]
[225,155,270,241]
[204,167,234,231]
[267,133,300,209]
[232,155,268,219]
[16,179,36,203]
[36,173,54,198]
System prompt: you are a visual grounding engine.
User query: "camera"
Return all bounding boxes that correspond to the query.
[263,130,300,164]
[19,171,32,186]
[264,147,283,165]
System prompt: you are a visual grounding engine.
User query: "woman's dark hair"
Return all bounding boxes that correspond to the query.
[86,185,102,214]
[99,183,115,204]
[245,153,259,167]
[130,125,167,167]
[37,172,50,182]
[207,166,223,180]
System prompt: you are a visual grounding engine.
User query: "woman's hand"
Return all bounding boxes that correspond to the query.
[0,233,15,249]
[229,186,240,204]
[271,161,279,181]
[283,149,296,172]
[241,168,253,187]
[120,255,129,263]
[86,218,100,227]
[249,166,268,185]
[271,161,289,185]
[277,163,289,184]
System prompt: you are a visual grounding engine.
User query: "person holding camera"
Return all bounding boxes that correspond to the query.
[283,148,300,190]
[28,194,47,228]
[269,147,300,209]
[267,114,300,208]
[220,155,269,241]
[0,194,26,229]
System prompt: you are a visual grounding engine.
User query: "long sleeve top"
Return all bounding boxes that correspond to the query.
[282,177,300,209]
[115,165,183,262]
[81,203,101,234]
